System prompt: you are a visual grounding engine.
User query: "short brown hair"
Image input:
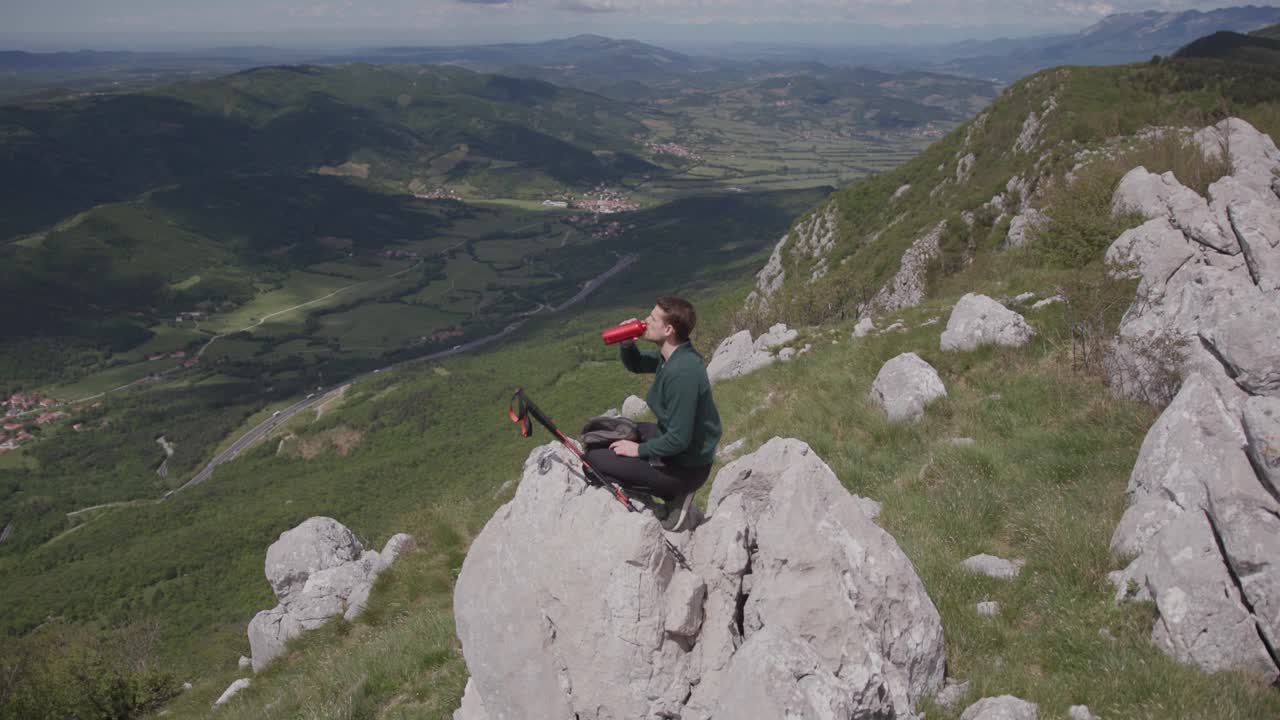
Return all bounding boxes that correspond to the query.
[655,296,696,342]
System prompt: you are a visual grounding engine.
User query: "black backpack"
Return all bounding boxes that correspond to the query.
[580,415,640,451]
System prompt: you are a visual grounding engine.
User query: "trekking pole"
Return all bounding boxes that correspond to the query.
[507,388,690,568]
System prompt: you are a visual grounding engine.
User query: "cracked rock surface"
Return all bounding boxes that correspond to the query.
[247,517,412,673]
[1106,118,1280,410]
[1104,117,1280,683]
[453,438,944,719]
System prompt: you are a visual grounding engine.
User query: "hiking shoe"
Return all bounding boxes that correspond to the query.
[660,492,695,532]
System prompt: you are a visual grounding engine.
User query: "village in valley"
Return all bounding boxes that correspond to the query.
[0,392,71,454]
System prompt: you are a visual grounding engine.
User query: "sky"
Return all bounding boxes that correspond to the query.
[3,0,1277,50]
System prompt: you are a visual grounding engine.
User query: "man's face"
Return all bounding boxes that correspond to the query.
[643,305,672,343]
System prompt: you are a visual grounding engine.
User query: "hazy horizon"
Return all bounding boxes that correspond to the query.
[5,1,1278,53]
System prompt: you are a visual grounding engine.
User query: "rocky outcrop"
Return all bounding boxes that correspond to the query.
[246,517,413,673]
[1106,118,1280,409]
[940,294,1035,352]
[870,352,948,422]
[1108,374,1280,682]
[862,221,946,316]
[706,323,799,383]
[956,153,976,183]
[746,202,841,311]
[1004,208,1046,249]
[1014,96,1057,154]
[453,438,945,719]
[1097,119,1280,683]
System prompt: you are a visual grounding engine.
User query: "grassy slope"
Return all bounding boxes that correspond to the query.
[751,57,1280,331]
[160,263,1280,720]
[0,188,822,681]
[151,57,1280,719]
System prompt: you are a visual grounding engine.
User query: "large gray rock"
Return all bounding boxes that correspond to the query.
[1210,175,1280,292]
[756,322,798,350]
[1112,167,1235,253]
[621,394,649,419]
[707,330,776,383]
[247,518,411,673]
[263,517,362,605]
[870,352,948,422]
[453,678,488,720]
[1143,512,1277,681]
[960,554,1025,579]
[1105,218,1195,303]
[961,695,1038,720]
[1104,125,1280,407]
[940,294,1035,352]
[1004,208,1046,249]
[1110,374,1248,558]
[1199,287,1280,397]
[1109,374,1280,682]
[454,438,945,719]
[1195,117,1280,194]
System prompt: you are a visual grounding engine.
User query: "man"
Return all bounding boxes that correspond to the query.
[584,296,721,532]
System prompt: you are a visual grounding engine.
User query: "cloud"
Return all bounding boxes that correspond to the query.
[557,0,626,12]
[456,0,514,4]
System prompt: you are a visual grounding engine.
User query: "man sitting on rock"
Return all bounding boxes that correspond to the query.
[586,296,721,532]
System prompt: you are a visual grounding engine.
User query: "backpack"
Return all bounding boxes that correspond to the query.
[580,415,640,451]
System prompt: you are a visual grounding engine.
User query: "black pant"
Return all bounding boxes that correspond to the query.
[583,422,712,502]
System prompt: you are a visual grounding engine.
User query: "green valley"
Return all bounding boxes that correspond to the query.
[4,22,1280,720]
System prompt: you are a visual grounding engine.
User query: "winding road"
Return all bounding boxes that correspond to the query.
[173,252,638,495]
[52,252,638,522]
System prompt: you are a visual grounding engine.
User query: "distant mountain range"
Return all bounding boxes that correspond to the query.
[933,6,1280,79]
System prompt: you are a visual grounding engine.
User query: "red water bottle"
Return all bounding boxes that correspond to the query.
[601,320,647,345]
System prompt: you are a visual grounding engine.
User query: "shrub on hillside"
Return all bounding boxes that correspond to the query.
[0,623,180,720]
[1032,134,1229,268]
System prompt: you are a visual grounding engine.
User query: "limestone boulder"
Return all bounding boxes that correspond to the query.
[870,352,948,422]
[247,517,411,673]
[755,322,798,350]
[1004,208,1046,249]
[1109,374,1280,681]
[960,554,1024,579]
[1199,287,1280,397]
[1209,173,1280,290]
[961,695,1038,720]
[454,438,945,719]
[1110,374,1248,557]
[263,517,362,605]
[707,330,776,383]
[940,294,1035,352]
[1143,512,1277,681]
[1112,167,1235,253]
[1105,218,1195,302]
[621,394,649,419]
[1195,117,1280,194]
[853,317,875,338]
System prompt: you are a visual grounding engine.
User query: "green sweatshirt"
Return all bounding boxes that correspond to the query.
[620,341,721,466]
